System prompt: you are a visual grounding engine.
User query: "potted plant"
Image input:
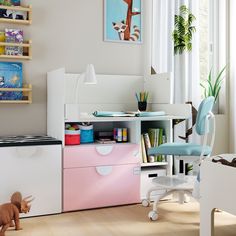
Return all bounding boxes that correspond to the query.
[200,65,227,114]
[172,5,196,102]
[172,5,196,55]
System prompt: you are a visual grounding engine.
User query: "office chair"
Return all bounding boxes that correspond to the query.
[142,96,215,220]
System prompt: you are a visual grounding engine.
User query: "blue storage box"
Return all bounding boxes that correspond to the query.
[79,125,94,143]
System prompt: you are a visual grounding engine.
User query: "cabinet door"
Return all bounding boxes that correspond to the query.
[0,145,62,217]
[63,164,140,211]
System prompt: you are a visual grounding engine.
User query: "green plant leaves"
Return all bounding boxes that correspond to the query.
[173,5,196,55]
[200,66,227,102]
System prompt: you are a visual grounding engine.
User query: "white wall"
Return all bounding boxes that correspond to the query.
[0,0,145,136]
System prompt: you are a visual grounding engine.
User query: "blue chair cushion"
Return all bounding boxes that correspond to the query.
[148,143,212,156]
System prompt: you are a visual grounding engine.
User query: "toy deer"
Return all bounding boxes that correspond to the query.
[0,192,34,236]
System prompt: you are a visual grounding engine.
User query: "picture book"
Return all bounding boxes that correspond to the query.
[0,0,12,6]
[0,62,23,100]
[5,29,23,56]
[0,31,5,55]
[141,135,148,163]
[143,133,155,163]
[11,0,20,6]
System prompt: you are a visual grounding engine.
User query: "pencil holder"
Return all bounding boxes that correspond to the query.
[138,101,147,111]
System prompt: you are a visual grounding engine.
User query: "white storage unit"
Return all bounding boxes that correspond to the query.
[141,167,167,200]
[0,137,62,217]
[47,69,192,208]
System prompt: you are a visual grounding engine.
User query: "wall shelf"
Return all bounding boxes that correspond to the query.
[0,5,32,25]
[0,40,32,60]
[0,84,32,104]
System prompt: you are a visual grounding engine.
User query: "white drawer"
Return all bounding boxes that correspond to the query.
[140,168,167,200]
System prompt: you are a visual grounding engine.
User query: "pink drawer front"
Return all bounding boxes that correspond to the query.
[64,144,139,168]
[63,164,140,211]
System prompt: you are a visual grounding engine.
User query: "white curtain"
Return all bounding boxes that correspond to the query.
[152,0,200,108]
[229,0,236,152]
[152,0,201,174]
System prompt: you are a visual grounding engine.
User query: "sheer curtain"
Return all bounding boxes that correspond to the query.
[229,0,236,152]
[152,0,200,108]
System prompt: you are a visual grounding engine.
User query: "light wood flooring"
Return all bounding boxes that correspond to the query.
[5,201,236,236]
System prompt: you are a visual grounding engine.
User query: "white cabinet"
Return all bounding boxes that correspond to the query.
[0,145,62,217]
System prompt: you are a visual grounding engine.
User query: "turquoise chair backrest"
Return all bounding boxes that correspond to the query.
[195,96,215,135]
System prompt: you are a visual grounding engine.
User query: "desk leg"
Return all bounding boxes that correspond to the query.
[200,206,215,236]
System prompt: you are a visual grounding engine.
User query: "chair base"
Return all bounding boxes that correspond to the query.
[142,176,196,221]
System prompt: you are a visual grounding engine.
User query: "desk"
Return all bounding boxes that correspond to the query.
[47,69,191,211]
[200,155,236,236]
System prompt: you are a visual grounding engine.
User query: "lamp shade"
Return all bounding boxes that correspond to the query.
[84,64,97,84]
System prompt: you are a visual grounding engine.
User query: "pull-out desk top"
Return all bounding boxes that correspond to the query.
[66,114,189,123]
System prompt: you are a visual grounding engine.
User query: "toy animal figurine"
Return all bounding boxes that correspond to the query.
[0,192,34,236]
[4,10,27,20]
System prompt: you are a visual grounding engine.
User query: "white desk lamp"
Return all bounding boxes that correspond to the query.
[75,64,97,107]
[83,64,97,84]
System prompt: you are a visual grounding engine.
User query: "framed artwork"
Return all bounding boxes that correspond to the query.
[104,0,142,43]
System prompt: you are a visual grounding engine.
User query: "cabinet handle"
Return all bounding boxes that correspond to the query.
[96,166,113,176]
[15,146,41,158]
[95,146,113,156]
[148,173,158,178]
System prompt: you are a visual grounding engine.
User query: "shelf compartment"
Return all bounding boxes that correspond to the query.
[0,5,32,25]
[0,84,32,104]
[0,40,32,60]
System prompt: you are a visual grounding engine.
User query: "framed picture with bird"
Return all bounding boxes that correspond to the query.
[104,0,142,43]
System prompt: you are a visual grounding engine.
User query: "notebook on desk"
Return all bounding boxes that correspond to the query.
[126,111,166,117]
[93,111,166,117]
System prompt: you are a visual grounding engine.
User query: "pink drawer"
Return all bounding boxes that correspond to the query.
[64,144,139,168]
[63,164,140,211]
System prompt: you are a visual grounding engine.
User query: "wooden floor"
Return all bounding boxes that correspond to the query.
[5,201,236,236]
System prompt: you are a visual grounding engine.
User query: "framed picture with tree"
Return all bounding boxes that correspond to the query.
[104,0,142,43]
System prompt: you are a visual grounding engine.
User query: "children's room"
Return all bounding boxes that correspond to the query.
[0,0,235,235]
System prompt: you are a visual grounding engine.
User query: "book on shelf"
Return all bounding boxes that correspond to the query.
[141,128,166,164]
[5,29,23,56]
[0,31,5,55]
[10,0,21,6]
[95,138,116,144]
[0,62,23,100]
[143,133,155,163]
[0,0,11,6]
[140,135,147,163]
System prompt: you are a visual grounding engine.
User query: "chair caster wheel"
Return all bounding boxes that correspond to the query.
[184,195,190,203]
[142,199,150,207]
[148,210,158,221]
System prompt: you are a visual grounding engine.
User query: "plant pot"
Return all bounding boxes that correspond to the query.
[138,102,147,111]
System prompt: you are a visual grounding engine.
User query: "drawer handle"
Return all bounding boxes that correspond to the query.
[148,173,158,178]
[96,166,113,176]
[15,147,40,158]
[95,146,113,156]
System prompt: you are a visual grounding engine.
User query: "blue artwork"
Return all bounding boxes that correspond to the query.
[104,0,142,43]
[0,62,23,100]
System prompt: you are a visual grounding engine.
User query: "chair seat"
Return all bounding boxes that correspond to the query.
[148,143,212,156]
[152,175,196,190]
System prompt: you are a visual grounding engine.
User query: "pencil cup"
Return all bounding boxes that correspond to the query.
[138,101,147,111]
